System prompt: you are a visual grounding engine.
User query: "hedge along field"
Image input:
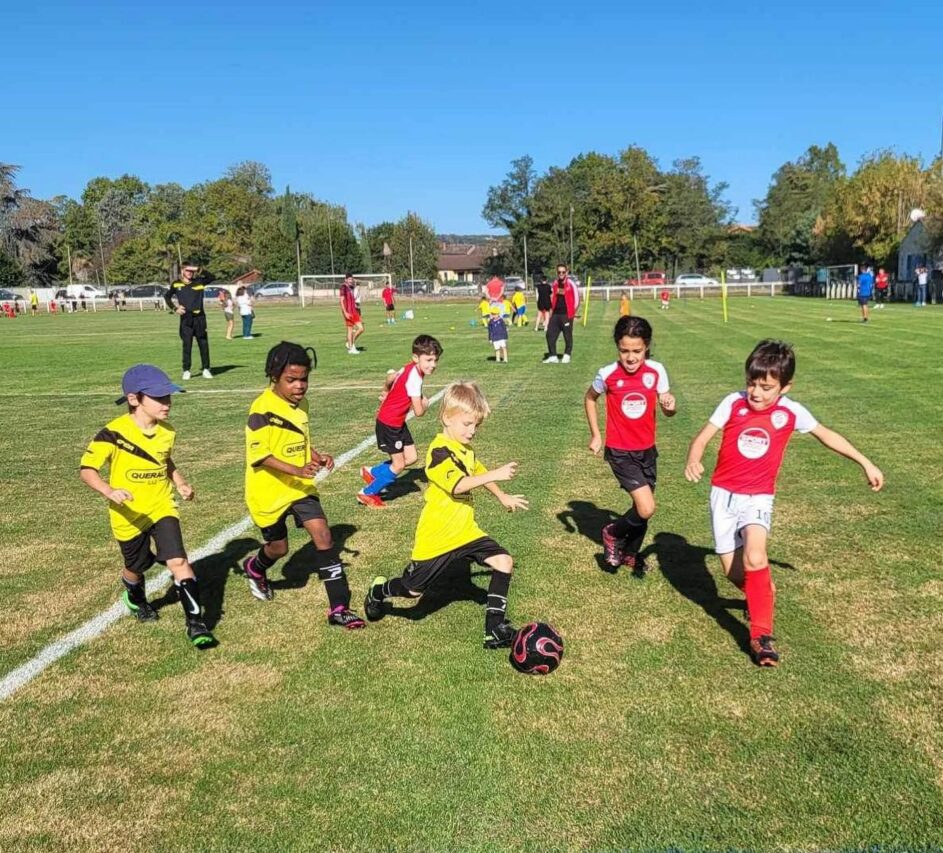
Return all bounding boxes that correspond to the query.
[0,296,940,852]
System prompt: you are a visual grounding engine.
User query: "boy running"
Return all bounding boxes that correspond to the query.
[585,316,676,572]
[660,288,670,310]
[856,265,874,323]
[685,340,883,667]
[242,341,365,628]
[358,334,443,507]
[363,382,528,647]
[80,364,216,648]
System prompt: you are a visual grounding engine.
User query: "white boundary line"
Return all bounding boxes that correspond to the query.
[0,388,445,701]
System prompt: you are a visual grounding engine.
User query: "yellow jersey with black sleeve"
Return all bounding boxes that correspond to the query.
[411,433,488,561]
[245,387,319,527]
[80,414,179,541]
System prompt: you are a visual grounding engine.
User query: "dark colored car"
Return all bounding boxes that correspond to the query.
[125,284,168,299]
[0,288,25,302]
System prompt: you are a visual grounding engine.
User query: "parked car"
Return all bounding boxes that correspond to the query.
[627,271,667,287]
[725,269,742,282]
[0,288,25,302]
[503,276,526,290]
[125,284,168,299]
[398,279,431,295]
[739,268,757,281]
[675,273,719,287]
[203,285,231,300]
[66,283,106,300]
[253,281,295,298]
[438,283,479,297]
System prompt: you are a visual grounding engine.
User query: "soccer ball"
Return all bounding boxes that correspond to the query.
[509,622,564,675]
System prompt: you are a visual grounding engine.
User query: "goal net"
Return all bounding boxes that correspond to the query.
[824,264,858,299]
[299,274,392,306]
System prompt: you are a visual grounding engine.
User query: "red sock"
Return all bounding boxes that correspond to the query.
[743,567,774,639]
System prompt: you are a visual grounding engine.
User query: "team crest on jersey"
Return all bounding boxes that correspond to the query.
[620,392,647,420]
[616,379,624,388]
[771,410,788,430]
[642,373,656,389]
[737,407,749,417]
[737,427,770,459]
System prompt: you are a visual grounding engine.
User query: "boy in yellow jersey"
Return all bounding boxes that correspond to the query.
[511,287,528,326]
[619,290,632,317]
[478,296,491,328]
[363,382,529,648]
[242,341,365,629]
[80,364,216,648]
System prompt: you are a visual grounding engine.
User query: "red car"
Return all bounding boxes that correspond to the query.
[626,271,667,287]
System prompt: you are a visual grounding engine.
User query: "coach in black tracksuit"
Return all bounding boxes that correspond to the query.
[165,264,212,379]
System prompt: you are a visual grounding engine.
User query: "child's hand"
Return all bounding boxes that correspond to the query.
[301,460,321,478]
[317,454,335,472]
[660,392,677,413]
[684,460,704,483]
[500,493,529,512]
[863,462,884,491]
[107,488,133,505]
[176,482,195,501]
[589,434,603,455]
[492,462,518,482]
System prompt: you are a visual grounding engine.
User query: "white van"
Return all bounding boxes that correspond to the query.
[66,284,107,300]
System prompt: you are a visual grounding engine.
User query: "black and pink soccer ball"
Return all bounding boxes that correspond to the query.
[509,622,564,675]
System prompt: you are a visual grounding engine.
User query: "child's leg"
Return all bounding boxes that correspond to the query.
[302,517,364,626]
[611,485,655,556]
[482,553,513,633]
[739,525,774,639]
[363,445,416,496]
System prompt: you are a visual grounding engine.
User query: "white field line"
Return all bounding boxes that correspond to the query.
[0,388,445,701]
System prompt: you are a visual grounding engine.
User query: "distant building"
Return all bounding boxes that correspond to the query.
[898,221,943,281]
[436,243,500,282]
[232,268,263,286]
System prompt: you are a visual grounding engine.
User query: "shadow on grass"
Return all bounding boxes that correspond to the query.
[382,468,425,502]
[557,499,619,574]
[386,560,489,622]
[207,364,240,375]
[271,523,360,592]
[152,536,258,630]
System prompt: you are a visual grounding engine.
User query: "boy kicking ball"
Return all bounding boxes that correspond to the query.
[363,382,528,648]
[80,364,216,649]
[685,340,883,667]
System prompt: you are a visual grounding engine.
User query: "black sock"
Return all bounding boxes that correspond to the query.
[122,576,147,605]
[380,576,413,599]
[315,551,350,610]
[254,546,277,572]
[612,507,648,554]
[176,577,203,622]
[485,570,512,632]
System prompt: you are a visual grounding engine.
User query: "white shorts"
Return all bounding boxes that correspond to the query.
[709,486,774,554]
[492,340,507,350]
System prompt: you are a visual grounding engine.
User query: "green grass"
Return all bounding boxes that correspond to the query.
[0,296,941,852]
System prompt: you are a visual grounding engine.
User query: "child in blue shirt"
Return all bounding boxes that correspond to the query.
[487,307,509,363]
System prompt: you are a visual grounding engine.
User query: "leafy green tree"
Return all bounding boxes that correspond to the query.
[0,248,22,288]
[482,155,536,272]
[389,212,437,280]
[366,221,396,274]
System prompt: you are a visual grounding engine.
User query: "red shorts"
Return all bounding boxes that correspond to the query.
[345,311,362,328]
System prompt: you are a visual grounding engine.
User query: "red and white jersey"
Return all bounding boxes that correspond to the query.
[709,391,818,495]
[592,359,669,451]
[382,286,394,306]
[377,362,424,427]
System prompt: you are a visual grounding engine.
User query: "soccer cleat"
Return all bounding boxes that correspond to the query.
[202,368,213,378]
[347,347,361,355]
[186,618,217,649]
[364,576,387,621]
[542,355,559,364]
[750,635,780,667]
[561,353,571,363]
[242,555,274,601]
[601,523,625,568]
[622,552,648,574]
[328,605,366,630]
[182,370,191,380]
[484,619,518,649]
[356,490,386,508]
[123,590,158,622]
[360,465,376,487]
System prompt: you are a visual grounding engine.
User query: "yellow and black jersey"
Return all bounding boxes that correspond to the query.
[412,433,488,561]
[164,280,206,314]
[245,387,319,527]
[80,413,178,541]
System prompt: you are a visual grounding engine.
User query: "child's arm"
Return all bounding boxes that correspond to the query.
[410,396,429,417]
[584,387,603,455]
[258,454,320,479]
[80,467,133,505]
[809,424,884,491]
[482,481,529,511]
[659,392,677,416]
[310,445,334,472]
[684,422,720,482]
[167,458,194,501]
[453,462,528,511]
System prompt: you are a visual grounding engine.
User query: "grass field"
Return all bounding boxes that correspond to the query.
[0,295,941,852]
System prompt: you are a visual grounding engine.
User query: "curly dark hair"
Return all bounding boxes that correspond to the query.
[264,341,317,381]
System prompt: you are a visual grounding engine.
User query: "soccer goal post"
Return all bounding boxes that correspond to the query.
[298,274,391,307]
[824,264,858,300]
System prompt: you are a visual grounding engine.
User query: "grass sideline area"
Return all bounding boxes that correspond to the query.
[0,297,941,851]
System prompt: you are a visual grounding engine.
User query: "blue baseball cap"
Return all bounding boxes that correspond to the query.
[116,364,184,404]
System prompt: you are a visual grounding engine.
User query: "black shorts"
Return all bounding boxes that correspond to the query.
[259,496,326,542]
[604,446,658,493]
[857,295,871,306]
[376,419,414,455]
[117,516,186,574]
[385,303,395,312]
[404,536,509,593]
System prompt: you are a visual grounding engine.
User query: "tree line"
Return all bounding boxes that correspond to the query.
[2,145,942,288]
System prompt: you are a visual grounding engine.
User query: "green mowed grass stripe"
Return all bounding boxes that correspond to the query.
[0,299,941,851]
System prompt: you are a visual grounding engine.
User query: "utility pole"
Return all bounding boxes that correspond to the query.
[569,204,575,271]
[523,231,529,288]
[66,244,74,286]
[96,213,108,288]
[633,234,642,287]
[296,227,305,308]
[409,235,416,309]
[327,212,335,276]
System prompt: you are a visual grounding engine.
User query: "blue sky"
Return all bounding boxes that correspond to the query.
[5,0,941,233]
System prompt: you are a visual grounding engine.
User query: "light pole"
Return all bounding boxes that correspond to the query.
[522,230,529,288]
[327,211,335,276]
[569,204,574,271]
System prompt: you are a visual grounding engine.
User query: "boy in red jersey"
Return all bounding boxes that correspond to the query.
[585,316,676,572]
[685,340,884,667]
[660,289,670,310]
[382,283,397,324]
[340,273,364,354]
[357,334,443,508]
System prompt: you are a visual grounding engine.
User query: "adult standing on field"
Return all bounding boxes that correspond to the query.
[340,272,364,354]
[914,265,929,307]
[543,264,579,364]
[874,267,889,308]
[164,263,212,380]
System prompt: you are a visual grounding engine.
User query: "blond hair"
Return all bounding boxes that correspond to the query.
[439,381,491,424]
